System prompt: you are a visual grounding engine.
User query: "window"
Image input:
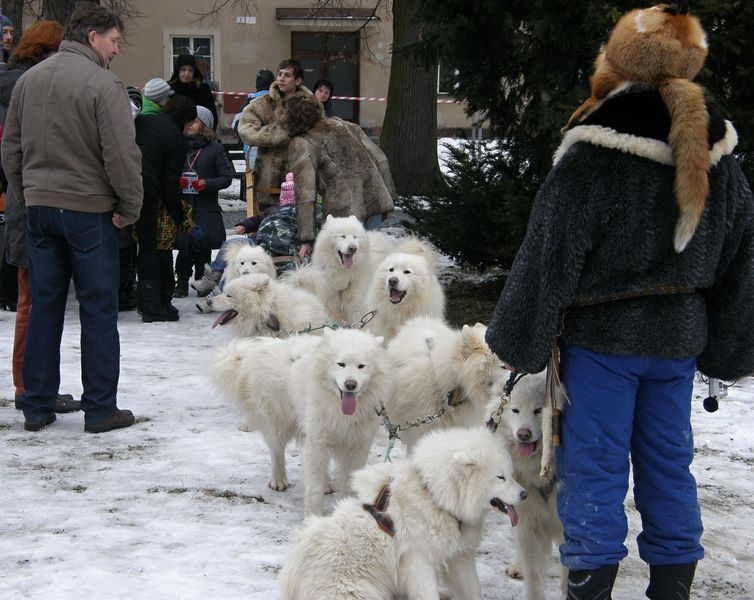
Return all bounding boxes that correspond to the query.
[171,36,215,84]
[437,63,459,96]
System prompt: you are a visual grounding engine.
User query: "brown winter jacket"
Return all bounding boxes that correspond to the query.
[287,117,397,242]
[2,41,142,225]
[236,82,319,207]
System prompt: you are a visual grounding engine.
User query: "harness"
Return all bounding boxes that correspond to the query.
[362,481,395,537]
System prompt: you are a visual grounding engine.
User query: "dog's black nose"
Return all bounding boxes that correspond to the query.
[388,277,398,286]
[345,379,357,391]
[516,428,532,442]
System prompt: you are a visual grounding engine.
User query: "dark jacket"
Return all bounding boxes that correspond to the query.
[134,112,187,246]
[181,135,233,250]
[170,80,217,131]
[485,88,754,381]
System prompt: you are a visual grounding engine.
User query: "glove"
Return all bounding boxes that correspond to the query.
[191,224,204,240]
[194,179,206,191]
[179,176,189,189]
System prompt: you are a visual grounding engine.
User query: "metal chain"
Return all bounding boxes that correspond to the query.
[485,371,526,432]
[278,310,377,337]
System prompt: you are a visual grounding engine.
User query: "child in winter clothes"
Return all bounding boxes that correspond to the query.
[173,105,232,297]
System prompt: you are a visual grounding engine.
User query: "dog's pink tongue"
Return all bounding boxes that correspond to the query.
[518,442,536,457]
[342,253,354,268]
[340,391,357,415]
[211,309,237,329]
[507,504,520,528]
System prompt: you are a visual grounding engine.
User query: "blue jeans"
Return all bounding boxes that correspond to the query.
[556,345,704,570]
[22,207,121,425]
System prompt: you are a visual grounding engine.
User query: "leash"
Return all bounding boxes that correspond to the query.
[485,371,526,432]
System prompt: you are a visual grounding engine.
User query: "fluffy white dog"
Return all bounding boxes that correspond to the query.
[496,372,566,600]
[284,215,375,324]
[206,335,319,490]
[209,273,331,337]
[363,250,445,341]
[222,242,276,283]
[278,426,528,600]
[289,327,390,516]
[384,316,508,451]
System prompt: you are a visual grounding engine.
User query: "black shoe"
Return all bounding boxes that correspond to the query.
[84,409,135,433]
[24,413,57,432]
[173,279,189,298]
[55,394,82,413]
[646,562,696,600]
[567,565,619,600]
[141,307,180,322]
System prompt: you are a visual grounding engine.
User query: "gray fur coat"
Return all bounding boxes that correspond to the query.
[485,88,754,381]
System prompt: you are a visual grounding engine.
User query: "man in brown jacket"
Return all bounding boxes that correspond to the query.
[1,2,143,434]
[237,59,320,210]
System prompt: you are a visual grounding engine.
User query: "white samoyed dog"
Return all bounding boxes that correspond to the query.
[284,215,375,324]
[206,334,320,491]
[496,372,566,600]
[362,250,445,341]
[278,426,528,600]
[289,327,390,516]
[222,242,276,284]
[384,316,508,451]
[208,273,331,337]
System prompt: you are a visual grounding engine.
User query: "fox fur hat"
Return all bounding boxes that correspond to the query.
[564,2,709,252]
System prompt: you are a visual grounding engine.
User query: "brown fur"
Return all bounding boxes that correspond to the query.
[563,4,710,251]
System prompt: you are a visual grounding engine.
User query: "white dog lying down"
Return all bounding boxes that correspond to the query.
[209,273,331,337]
[384,316,508,451]
[496,372,566,600]
[278,426,528,600]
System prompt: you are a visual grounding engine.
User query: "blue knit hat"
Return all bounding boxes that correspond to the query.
[0,14,14,29]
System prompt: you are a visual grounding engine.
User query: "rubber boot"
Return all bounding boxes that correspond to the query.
[646,562,696,600]
[138,280,178,322]
[566,564,618,600]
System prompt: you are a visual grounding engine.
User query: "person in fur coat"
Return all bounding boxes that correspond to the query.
[282,95,396,257]
[236,59,320,210]
[484,4,754,600]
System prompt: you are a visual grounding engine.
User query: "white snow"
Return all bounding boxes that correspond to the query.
[1,147,753,598]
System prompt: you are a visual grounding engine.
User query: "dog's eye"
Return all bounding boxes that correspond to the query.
[388,267,394,273]
[403,270,411,275]
[337,362,345,367]
[497,475,506,481]
[511,408,519,414]
[252,261,258,265]
[534,408,542,415]
[357,364,365,369]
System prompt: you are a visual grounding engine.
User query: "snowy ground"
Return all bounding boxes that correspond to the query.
[1,180,753,599]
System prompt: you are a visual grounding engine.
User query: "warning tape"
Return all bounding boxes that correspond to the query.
[213,91,463,104]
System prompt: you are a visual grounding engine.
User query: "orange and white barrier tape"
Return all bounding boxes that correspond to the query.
[213,90,463,104]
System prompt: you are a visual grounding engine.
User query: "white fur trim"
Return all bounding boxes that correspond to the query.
[553,121,739,167]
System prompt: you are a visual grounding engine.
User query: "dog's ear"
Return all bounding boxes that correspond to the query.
[453,450,481,472]
[460,324,487,357]
[265,313,281,332]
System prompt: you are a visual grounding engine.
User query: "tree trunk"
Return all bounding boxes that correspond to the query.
[380,0,439,197]
[42,0,94,23]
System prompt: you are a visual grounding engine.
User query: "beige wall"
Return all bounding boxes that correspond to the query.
[97,1,475,136]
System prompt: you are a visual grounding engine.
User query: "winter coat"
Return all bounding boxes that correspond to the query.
[139,96,161,116]
[287,117,396,242]
[180,135,232,250]
[169,79,217,131]
[1,40,143,225]
[485,87,754,381]
[134,112,188,246]
[0,63,29,267]
[236,82,320,207]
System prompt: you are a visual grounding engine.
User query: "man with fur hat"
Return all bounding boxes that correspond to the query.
[237,59,322,210]
[485,4,754,599]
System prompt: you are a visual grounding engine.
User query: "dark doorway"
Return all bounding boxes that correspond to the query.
[292,32,360,122]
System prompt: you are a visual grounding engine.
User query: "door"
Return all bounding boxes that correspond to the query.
[292,32,360,122]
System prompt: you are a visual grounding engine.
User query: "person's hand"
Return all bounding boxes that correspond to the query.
[191,224,204,239]
[112,212,124,229]
[194,179,206,191]
[233,224,246,235]
[178,176,189,189]
[298,242,312,259]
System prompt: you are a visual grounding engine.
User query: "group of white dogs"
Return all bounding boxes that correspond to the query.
[205,215,566,600]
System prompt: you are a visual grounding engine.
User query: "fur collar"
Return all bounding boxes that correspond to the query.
[554,87,738,167]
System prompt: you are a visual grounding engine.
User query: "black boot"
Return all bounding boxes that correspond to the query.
[646,562,696,600]
[566,565,618,600]
[138,280,179,322]
[173,277,189,298]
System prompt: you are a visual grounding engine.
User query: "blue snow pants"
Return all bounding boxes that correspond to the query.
[556,344,704,571]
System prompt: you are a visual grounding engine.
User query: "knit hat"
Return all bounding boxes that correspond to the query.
[0,14,14,29]
[279,172,295,206]
[143,78,174,103]
[195,105,215,131]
